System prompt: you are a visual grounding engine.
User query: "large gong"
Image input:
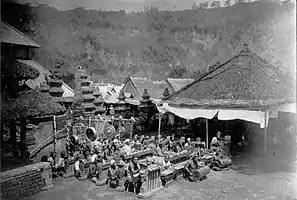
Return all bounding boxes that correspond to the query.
[85,127,97,142]
[103,124,116,139]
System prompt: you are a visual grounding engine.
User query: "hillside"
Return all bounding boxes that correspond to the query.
[1,1,295,87]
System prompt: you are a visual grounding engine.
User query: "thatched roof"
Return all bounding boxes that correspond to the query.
[1,59,40,80]
[83,103,96,109]
[49,87,64,94]
[0,22,40,47]
[126,77,171,99]
[166,78,194,92]
[165,44,296,110]
[82,86,94,93]
[1,90,66,121]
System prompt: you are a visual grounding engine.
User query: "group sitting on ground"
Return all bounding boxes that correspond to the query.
[42,130,232,192]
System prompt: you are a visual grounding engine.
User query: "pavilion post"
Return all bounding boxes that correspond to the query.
[53,115,57,154]
[264,111,268,156]
[206,118,209,149]
[158,113,162,141]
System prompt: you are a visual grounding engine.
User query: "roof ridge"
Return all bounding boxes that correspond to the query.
[167,78,194,80]
[131,76,148,80]
[2,21,40,47]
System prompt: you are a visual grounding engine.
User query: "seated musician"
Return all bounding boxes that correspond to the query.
[122,139,132,155]
[185,138,192,147]
[107,160,119,188]
[115,155,128,191]
[155,143,164,157]
[48,151,56,169]
[163,156,172,170]
[184,154,207,182]
[74,154,85,178]
[91,156,107,186]
[134,140,142,151]
[54,151,67,177]
[128,156,141,194]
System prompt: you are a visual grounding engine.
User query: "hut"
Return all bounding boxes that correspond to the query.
[121,77,173,101]
[161,44,296,155]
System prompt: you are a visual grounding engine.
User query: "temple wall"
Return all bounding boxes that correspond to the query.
[0,162,53,200]
[28,118,67,162]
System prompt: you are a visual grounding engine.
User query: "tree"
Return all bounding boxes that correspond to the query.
[167,65,187,78]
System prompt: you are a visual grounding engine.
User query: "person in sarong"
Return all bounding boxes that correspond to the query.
[54,151,67,177]
[48,151,56,169]
[74,153,85,179]
[89,156,106,186]
[210,152,232,171]
[115,156,128,191]
[128,156,141,194]
[107,160,119,188]
[184,154,208,182]
[163,156,172,170]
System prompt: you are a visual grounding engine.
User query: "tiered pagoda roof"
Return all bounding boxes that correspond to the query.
[48,69,64,103]
[79,72,96,113]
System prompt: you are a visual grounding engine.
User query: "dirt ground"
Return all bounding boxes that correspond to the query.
[26,150,297,200]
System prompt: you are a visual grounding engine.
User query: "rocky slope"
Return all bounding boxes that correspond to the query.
[2,1,295,85]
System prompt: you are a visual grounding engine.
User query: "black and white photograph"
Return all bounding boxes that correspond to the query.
[0,0,296,199]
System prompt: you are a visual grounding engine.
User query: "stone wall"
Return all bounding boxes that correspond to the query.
[0,162,53,200]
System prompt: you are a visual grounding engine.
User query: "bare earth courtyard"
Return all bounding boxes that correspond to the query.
[28,154,297,200]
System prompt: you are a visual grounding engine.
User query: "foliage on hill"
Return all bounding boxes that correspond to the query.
[1,1,295,85]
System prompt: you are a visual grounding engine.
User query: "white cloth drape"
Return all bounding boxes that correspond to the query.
[218,109,269,128]
[161,103,218,120]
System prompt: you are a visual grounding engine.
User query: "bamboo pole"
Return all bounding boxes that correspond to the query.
[206,119,209,149]
[158,113,162,142]
[264,111,268,156]
[53,115,57,154]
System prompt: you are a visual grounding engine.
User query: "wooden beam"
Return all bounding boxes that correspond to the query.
[53,115,57,154]
[206,118,209,149]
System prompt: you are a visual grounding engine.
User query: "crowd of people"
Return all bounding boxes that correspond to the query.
[40,130,232,193]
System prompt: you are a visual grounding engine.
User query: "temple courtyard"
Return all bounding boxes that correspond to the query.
[27,150,297,200]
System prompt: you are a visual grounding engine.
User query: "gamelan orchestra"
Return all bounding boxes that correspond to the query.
[42,112,232,197]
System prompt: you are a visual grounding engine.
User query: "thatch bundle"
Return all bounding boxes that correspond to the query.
[1,90,66,121]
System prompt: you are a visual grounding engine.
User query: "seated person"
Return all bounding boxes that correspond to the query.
[163,156,172,170]
[53,151,68,177]
[115,156,128,191]
[48,152,56,169]
[155,143,164,157]
[74,154,85,179]
[122,140,132,155]
[107,160,119,188]
[127,156,141,194]
[184,154,208,182]
[184,138,192,147]
[210,152,232,171]
[89,156,106,186]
